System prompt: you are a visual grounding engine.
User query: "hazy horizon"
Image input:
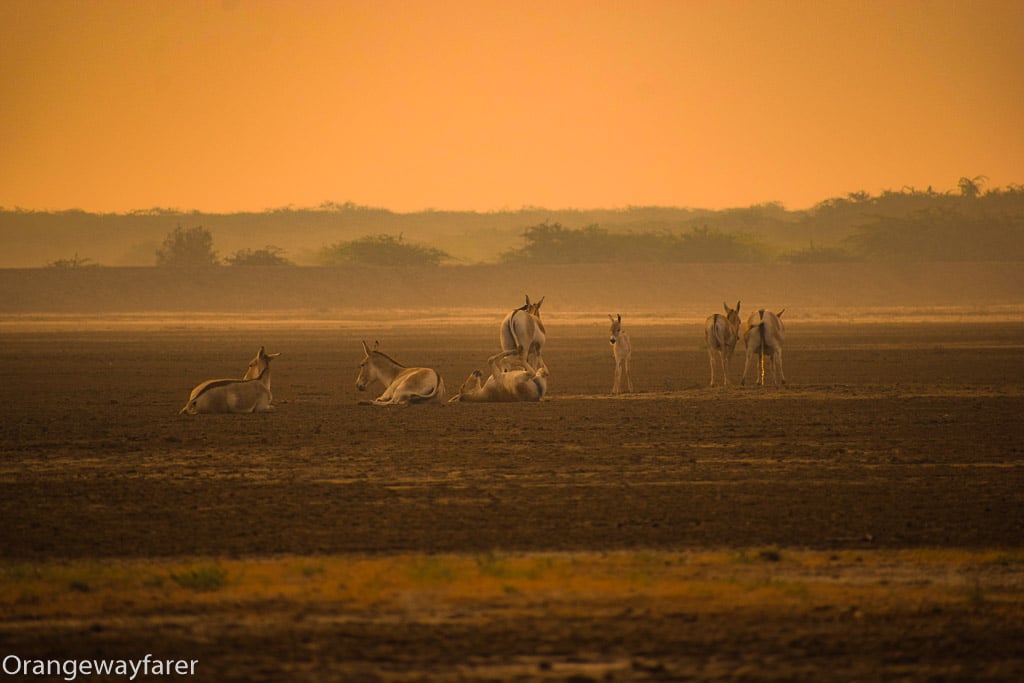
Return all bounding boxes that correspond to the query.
[0,176,1017,217]
[2,0,1022,215]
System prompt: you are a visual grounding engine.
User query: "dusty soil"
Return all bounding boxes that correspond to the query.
[1,316,1022,681]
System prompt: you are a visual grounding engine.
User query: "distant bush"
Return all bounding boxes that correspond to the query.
[843,209,1024,261]
[224,245,293,266]
[320,234,450,266]
[156,225,219,267]
[46,253,99,268]
[500,222,767,263]
[781,243,857,264]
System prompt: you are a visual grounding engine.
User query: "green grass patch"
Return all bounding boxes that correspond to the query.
[407,556,456,584]
[169,564,228,592]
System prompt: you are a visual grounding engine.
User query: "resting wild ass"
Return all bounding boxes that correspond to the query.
[704,301,741,386]
[500,295,547,372]
[356,340,445,405]
[180,346,280,415]
[449,350,548,403]
[741,309,786,386]
[608,314,634,394]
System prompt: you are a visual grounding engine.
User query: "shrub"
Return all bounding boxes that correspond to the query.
[320,234,449,266]
[46,253,98,268]
[224,245,293,266]
[156,225,219,267]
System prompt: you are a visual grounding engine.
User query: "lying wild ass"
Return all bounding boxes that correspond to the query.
[448,350,548,403]
[608,314,634,394]
[180,346,280,415]
[500,295,547,372]
[356,340,445,405]
[741,309,786,386]
[704,301,741,386]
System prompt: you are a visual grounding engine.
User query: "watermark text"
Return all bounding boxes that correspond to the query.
[3,654,197,681]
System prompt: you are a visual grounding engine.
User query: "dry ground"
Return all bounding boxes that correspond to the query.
[1,316,1022,681]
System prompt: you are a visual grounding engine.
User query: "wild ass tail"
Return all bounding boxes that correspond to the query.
[758,309,766,385]
[507,309,525,354]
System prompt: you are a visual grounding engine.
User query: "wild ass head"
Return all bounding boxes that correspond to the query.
[723,301,741,331]
[356,340,406,392]
[355,340,378,391]
[608,314,623,345]
[243,346,282,381]
[526,295,545,317]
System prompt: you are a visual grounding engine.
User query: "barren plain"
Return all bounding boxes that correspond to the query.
[1,311,1023,681]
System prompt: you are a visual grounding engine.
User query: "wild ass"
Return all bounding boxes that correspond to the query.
[608,314,634,394]
[704,301,741,386]
[448,350,548,402]
[356,340,445,405]
[741,309,786,386]
[180,346,280,415]
[499,295,547,372]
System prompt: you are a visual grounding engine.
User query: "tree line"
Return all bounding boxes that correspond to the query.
[14,177,1024,268]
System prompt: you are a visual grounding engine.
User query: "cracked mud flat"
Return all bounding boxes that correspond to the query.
[1,317,1022,681]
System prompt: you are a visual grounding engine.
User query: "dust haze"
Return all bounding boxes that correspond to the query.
[1,262,1022,324]
[2,189,1023,321]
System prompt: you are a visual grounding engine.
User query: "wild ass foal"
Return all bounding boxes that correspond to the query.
[500,295,547,372]
[741,309,786,386]
[180,346,280,414]
[356,341,445,405]
[704,301,741,386]
[608,314,634,393]
[449,350,548,402]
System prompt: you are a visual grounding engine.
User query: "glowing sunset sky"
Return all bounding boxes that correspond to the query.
[1,0,1021,214]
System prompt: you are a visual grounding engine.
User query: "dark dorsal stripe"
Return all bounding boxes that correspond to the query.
[193,378,243,398]
[372,350,406,368]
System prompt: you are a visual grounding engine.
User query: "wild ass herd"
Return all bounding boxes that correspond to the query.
[180,296,785,414]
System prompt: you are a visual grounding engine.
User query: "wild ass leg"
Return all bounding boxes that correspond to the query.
[741,351,757,386]
[527,342,547,373]
[488,350,531,379]
[773,349,786,385]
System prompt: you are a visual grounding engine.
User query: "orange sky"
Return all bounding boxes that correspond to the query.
[1,0,1022,214]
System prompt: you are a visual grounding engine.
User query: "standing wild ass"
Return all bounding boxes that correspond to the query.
[180,346,280,415]
[448,350,548,402]
[741,309,786,386]
[500,295,547,372]
[704,301,741,386]
[608,314,634,393]
[356,341,445,405]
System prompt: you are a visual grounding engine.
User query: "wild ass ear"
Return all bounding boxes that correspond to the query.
[373,340,380,351]
[361,340,370,355]
[777,309,785,318]
[617,314,621,323]
[536,296,545,307]
[256,346,281,360]
[723,302,730,312]
[609,314,616,322]
[736,301,741,313]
